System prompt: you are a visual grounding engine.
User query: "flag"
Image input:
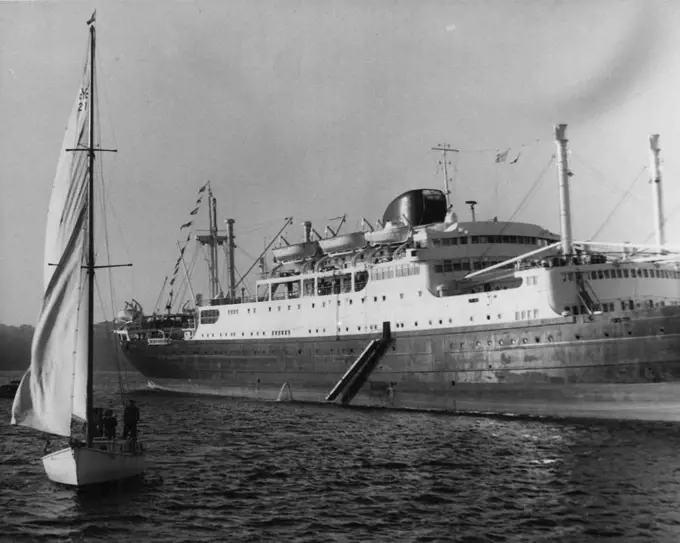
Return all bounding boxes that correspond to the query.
[510,152,521,164]
[189,207,199,216]
[495,149,510,163]
[186,233,191,242]
[169,277,176,286]
[195,197,203,205]
[198,181,209,194]
[86,10,96,25]
[180,221,193,230]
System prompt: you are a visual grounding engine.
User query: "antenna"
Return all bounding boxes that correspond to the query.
[432,144,459,209]
[465,200,477,222]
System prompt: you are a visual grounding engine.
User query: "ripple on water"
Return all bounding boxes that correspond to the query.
[4,374,680,541]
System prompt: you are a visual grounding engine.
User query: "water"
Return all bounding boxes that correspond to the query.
[3,371,680,542]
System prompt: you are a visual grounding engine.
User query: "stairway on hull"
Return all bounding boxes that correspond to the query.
[325,321,392,406]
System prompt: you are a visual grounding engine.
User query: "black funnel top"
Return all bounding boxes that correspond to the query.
[382,189,447,227]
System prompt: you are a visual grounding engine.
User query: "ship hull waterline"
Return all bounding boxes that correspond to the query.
[121,308,680,422]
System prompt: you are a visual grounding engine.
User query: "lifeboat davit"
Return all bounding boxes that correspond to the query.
[364,221,410,245]
[318,232,366,255]
[272,241,320,263]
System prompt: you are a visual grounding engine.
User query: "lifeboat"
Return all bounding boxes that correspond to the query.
[272,241,320,263]
[364,221,411,246]
[318,232,367,255]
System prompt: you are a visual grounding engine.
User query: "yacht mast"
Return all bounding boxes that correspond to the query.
[86,23,96,448]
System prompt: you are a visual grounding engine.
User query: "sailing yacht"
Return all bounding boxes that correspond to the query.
[11,14,145,487]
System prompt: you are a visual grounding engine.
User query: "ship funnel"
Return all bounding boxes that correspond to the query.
[649,134,665,253]
[302,221,312,243]
[555,124,573,255]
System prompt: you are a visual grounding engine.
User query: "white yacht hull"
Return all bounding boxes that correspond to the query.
[42,440,145,487]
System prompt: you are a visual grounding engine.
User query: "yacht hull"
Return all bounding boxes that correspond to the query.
[43,441,145,487]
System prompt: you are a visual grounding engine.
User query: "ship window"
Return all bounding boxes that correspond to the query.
[200,309,219,325]
[459,237,468,245]
[303,278,315,297]
[432,239,442,247]
[604,270,610,279]
[623,269,629,278]
[591,271,597,280]
[631,269,637,278]
[643,269,649,278]
[354,271,368,292]
[257,283,270,301]
[435,263,443,273]
[443,260,453,273]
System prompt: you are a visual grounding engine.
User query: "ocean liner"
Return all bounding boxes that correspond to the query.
[116,125,680,421]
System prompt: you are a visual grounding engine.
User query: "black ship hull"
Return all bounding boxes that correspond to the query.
[121,306,680,422]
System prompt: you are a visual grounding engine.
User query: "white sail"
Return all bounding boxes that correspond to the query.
[44,63,91,288]
[11,56,92,437]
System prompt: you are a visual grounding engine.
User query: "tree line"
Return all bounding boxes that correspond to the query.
[0,322,134,371]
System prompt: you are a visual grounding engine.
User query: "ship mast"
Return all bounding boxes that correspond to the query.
[85,23,96,448]
[432,144,459,209]
[554,124,574,256]
[196,184,228,299]
[226,218,236,300]
[649,134,665,253]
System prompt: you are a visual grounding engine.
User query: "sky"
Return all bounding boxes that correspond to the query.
[2,0,680,326]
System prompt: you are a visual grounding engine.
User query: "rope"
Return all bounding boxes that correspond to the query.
[590,166,647,240]
[475,155,556,263]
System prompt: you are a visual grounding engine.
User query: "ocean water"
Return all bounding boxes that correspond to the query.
[2,371,680,542]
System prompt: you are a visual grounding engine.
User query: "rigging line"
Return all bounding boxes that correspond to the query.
[236,244,259,264]
[92,29,118,150]
[452,136,551,154]
[570,151,643,200]
[92,78,128,401]
[511,156,556,219]
[476,155,556,263]
[590,166,647,240]
[172,246,199,312]
[638,202,680,246]
[93,275,126,405]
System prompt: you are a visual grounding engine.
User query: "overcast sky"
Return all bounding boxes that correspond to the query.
[2,0,680,326]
